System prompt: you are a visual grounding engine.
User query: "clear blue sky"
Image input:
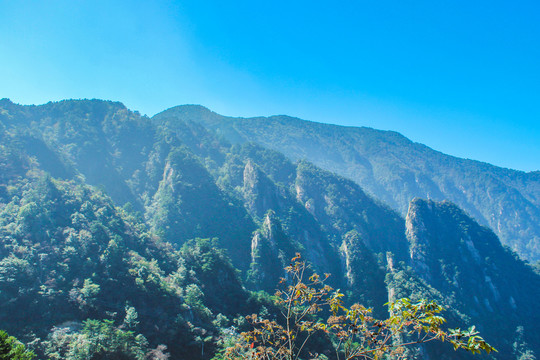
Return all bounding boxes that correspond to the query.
[1,1,538,171]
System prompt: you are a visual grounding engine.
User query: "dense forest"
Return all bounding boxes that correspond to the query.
[0,98,538,359]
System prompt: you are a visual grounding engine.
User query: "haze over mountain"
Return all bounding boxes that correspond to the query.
[0,98,538,359]
[155,105,540,263]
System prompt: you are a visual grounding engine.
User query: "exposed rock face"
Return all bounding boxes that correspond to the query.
[242,160,282,218]
[406,200,432,281]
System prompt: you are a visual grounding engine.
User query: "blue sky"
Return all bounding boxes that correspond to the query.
[0,1,538,171]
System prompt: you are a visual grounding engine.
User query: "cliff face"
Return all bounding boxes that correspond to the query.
[242,160,285,218]
[405,198,540,357]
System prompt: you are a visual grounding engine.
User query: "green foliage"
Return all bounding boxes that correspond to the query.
[69,278,100,310]
[175,238,247,316]
[122,305,140,330]
[43,319,149,360]
[0,330,35,360]
[0,178,229,359]
[513,326,537,360]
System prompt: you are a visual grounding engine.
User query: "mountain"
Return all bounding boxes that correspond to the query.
[0,98,538,359]
[154,105,540,263]
[404,199,540,358]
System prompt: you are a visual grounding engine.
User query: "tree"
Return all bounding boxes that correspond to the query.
[225,254,495,360]
[0,330,35,360]
[43,320,148,360]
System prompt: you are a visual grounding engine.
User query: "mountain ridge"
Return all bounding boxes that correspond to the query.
[157,104,539,174]
[5,98,535,174]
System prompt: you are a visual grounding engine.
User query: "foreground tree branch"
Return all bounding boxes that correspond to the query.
[226,254,495,360]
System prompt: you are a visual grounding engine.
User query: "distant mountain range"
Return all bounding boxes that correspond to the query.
[155,104,540,263]
[0,98,538,359]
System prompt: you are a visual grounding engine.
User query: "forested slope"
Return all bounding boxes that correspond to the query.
[0,99,538,359]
